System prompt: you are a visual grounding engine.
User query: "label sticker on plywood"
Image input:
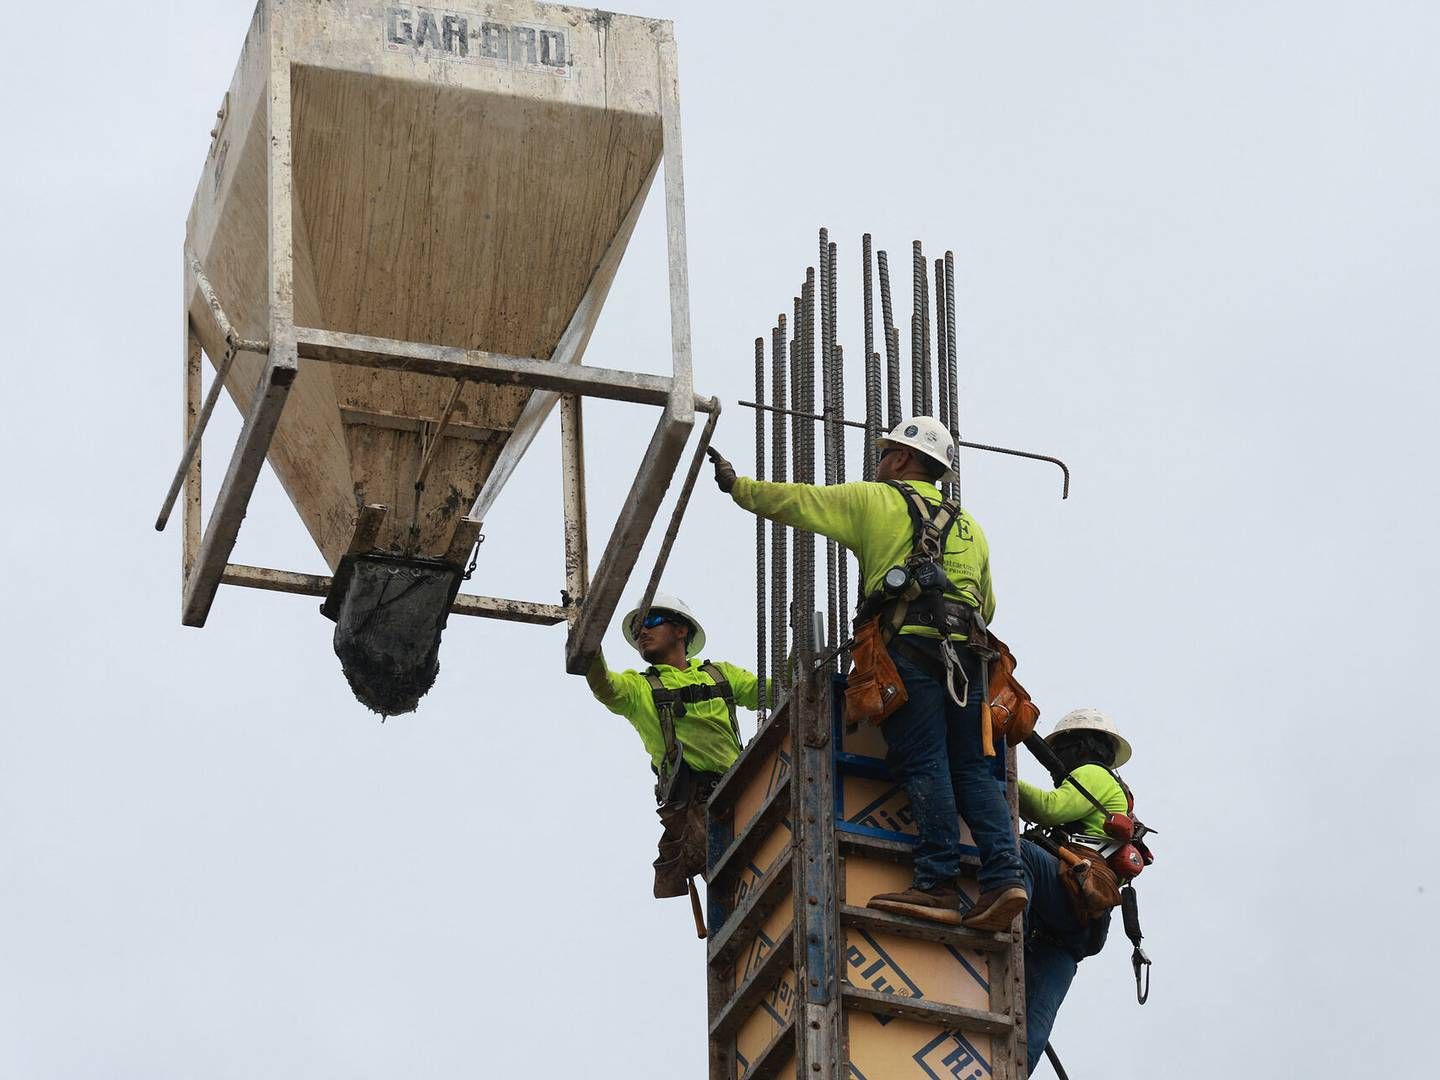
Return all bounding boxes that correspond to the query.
[384,6,572,76]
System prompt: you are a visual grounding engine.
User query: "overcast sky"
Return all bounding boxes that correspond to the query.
[3,1,1438,1076]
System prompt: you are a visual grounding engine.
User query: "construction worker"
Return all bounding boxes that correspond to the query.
[1018,709,1136,1073]
[585,592,763,900]
[707,418,1027,931]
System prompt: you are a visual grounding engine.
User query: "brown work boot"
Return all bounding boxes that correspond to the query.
[959,885,1028,931]
[867,884,963,925]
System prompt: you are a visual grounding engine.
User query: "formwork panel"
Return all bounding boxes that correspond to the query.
[730,825,793,913]
[843,857,983,913]
[734,733,792,830]
[842,926,991,1013]
[846,1014,993,1080]
[710,673,1021,1079]
[735,965,798,1077]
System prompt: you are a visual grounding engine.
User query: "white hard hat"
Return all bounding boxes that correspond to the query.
[621,591,707,657]
[876,416,958,482]
[1045,708,1132,768]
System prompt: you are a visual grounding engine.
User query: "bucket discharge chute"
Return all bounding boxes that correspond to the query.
[165,0,707,713]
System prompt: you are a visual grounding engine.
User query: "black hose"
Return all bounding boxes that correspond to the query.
[1044,1043,1071,1080]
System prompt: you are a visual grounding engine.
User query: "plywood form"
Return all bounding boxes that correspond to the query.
[707,686,1024,1079]
[847,1014,994,1080]
[184,0,671,567]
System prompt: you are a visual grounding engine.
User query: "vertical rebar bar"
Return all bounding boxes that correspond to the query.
[910,313,922,415]
[911,241,924,415]
[771,315,789,696]
[753,336,767,718]
[792,294,803,482]
[945,250,961,504]
[862,234,880,479]
[934,256,948,445]
[796,269,817,625]
[920,246,933,415]
[829,240,847,655]
[790,290,804,685]
[878,250,901,428]
[818,231,838,659]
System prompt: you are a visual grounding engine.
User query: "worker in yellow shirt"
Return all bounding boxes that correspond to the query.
[1018,709,1138,1073]
[586,593,763,899]
[708,418,1027,931]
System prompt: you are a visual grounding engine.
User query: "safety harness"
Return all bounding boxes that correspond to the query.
[854,481,987,707]
[644,661,742,805]
[1029,764,1156,1005]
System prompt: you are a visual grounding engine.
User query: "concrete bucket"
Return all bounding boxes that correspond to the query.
[164,0,707,713]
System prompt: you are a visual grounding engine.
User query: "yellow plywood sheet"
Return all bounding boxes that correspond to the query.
[734,734,792,830]
[734,965,797,1075]
[727,822,792,923]
[843,927,991,1014]
[846,1014,993,1080]
[843,857,982,917]
[841,776,978,851]
[733,898,796,995]
[841,713,890,760]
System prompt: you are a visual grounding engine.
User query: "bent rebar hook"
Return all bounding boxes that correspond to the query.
[737,400,1072,500]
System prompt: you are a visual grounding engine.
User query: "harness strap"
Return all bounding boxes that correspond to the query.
[885,480,963,560]
[1060,764,1133,820]
[644,662,743,771]
[862,482,966,642]
[698,660,743,752]
[644,670,682,778]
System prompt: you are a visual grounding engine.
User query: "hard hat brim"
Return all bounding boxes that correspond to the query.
[875,436,957,483]
[621,600,707,657]
[1043,727,1132,769]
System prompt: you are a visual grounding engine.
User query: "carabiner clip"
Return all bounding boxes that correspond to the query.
[940,639,969,708]
[1132,946,1151,1005]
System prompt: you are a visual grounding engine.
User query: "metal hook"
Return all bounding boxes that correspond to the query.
[1132,946,1151,1005]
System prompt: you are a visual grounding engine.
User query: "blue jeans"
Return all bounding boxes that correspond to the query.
[1019,839,1110,1073]
[880,640,1024,894]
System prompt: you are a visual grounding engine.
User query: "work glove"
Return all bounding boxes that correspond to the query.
[706,447,736,493]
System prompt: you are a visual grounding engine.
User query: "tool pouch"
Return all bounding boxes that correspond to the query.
[844,617,909,725]
[1059,842,1124,922]
[984,631,1040,744]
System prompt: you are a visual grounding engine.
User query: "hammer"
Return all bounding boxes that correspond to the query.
[687,877,708,939]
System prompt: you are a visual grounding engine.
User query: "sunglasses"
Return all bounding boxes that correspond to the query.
[636,612,675,631]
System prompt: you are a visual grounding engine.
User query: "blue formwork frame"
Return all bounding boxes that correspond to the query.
[704,618,1027,1080]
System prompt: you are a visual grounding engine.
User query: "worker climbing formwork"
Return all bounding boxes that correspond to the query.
[159,0,716,714]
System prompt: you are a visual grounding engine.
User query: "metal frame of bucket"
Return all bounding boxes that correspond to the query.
[158,1,710,677]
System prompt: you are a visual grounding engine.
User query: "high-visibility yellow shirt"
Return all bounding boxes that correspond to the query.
[730,477,995,636]
[586,654,760,775]
[1018,764,1129,840]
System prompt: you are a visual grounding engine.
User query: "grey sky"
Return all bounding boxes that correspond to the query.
[3,0,1437,1076]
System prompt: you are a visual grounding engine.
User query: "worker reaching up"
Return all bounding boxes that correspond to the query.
[1019,709,1143,1074]
[707,418,1028,931]
[586,593,763,900]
